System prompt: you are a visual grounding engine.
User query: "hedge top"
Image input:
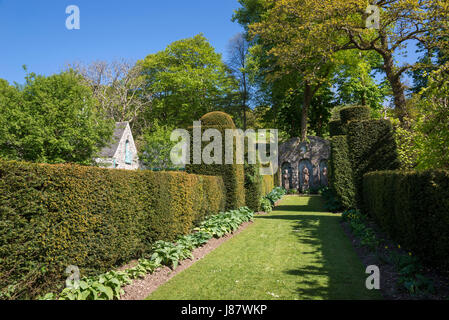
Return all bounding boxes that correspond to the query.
[200,111,236,128]
[339,105,371,124]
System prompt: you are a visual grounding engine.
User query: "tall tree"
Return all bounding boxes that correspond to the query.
[227,33,252,130]
[0,72,113,164]
[138,34,238,128]
[242,0,447,126]
[68,60,152,136]
[243,1,339,141]
[334,50,388,110]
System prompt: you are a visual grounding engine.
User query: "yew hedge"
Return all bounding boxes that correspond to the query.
[0,159,225,299]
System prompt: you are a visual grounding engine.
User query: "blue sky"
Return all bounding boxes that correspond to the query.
[0,0,420,89]
[0,0,244,84]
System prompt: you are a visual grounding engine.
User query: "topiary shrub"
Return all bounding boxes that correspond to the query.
[186,111,245,210]
[363,170,449,269]
[329,135,356,209]
[346,119,400,208]
[339,105,371,124]
[261,174,275,196]
[0,159,226,299]
[329,120,345,137]
[244,160,263,212]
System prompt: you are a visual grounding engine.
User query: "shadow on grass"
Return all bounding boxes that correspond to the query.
[261,196,375,300]
[273,196,328,213]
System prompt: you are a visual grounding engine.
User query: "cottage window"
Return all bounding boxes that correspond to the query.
[125,140,132,164]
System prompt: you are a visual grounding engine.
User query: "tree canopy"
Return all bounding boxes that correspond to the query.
[0,71,113,164]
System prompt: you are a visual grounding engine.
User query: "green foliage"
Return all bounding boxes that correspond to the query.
[342,208,435,295]
[186,112,245,210]
[329,136,356,209]
[339,105,371,124]
[0,72,113,164]
[260,197,273,213]
[261,174,275,196]
[0,159,226,299]
[346,119,400,208]
[265,187,286,205]
[329,120,344,137]
[244,161,263,212]
[320,187,343,212]
[413,75,449,170]
[394,123,419,170]
[150,241,192,270]
[363,170,449,269]
[138,34,238,128]
[138,120,180,170]
[195,207,254,238]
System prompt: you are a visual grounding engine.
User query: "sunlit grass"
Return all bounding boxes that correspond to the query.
[147,195,381,300]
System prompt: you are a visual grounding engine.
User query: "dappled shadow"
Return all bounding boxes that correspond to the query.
[266,196,373,300]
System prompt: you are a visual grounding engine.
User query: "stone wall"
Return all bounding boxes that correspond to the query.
[278,136,330,192]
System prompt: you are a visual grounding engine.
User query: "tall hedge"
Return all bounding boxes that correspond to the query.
[329,105,399,209]
[186,112,245,210]
[363,170,449,269]
[244,161,263,212]
[0,159,225,298]
[339,105,371,124]
[346,119,400,208]
[329,135,356,209]
[329,120,345,137]
[262,174,275,196]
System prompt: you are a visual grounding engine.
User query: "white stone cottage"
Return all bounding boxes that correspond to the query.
[95,122,139,170]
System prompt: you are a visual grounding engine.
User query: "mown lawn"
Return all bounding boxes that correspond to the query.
[147,195,382,300]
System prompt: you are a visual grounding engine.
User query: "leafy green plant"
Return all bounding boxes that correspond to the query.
[320,187,342,212]
[260,198,273,213]
[39,206,255,300]
[265,187,286,205]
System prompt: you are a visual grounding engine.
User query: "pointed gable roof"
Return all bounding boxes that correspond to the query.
[98,122,129,158]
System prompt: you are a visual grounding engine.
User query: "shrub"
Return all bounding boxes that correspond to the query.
[244,161,263,212]
[261,174,275,196]
[363,170,449,269]
[346,119,400,208]
[339,105,371,124]
[329,135,356,209]
[265,187,286,205]
[329,120,345,137]
[260,198,273,213]
[186,112,245,210]
[0,159,226,299]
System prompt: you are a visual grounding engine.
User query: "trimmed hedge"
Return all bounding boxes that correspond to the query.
[244,161,263,212]
[363,170,449,269]
[262,174,275,196]
[186,112,245,210]
[340,105,371,124]
[346,119,400,208]
[329,135,356,209]
[0,159,225,299]
[329,120,345,137]
[329,104,400,209]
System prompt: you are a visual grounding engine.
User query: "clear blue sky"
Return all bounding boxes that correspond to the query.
[0,0,244,84]
[0,1,420,88]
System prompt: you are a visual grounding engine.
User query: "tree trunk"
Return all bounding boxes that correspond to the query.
[301,83,312,141]
[242,76,247,131]
[383,53,408,125]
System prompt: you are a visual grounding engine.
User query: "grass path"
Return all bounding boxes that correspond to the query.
[147,195,381,300]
